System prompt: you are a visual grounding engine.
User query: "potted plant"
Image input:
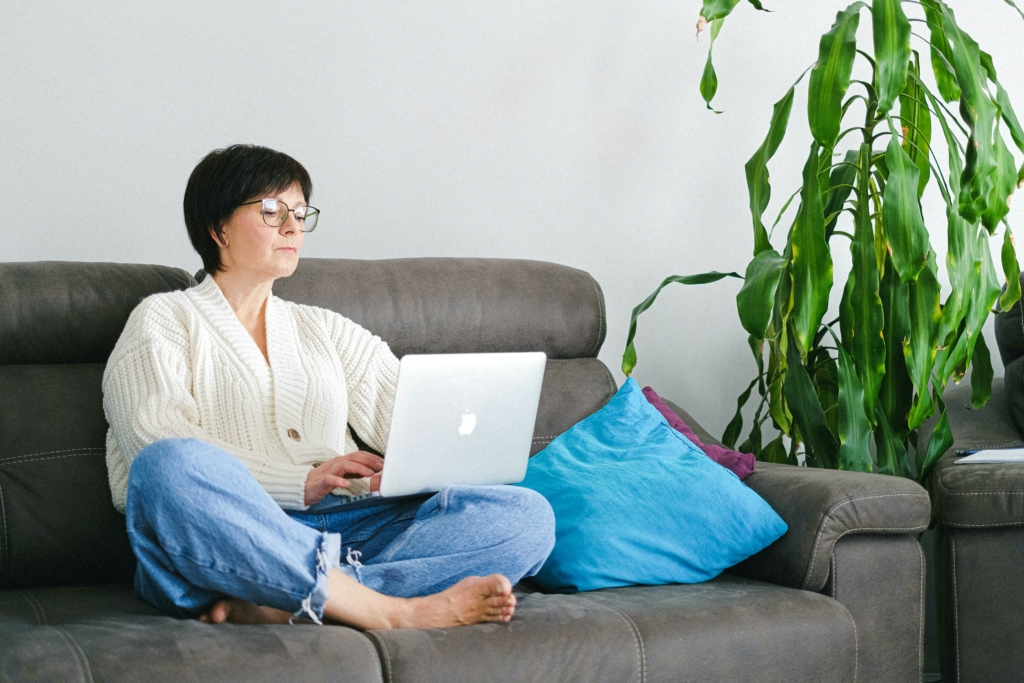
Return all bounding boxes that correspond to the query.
[624,0,1024,483]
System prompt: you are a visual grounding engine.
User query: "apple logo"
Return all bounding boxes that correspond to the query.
[458,409,477,436]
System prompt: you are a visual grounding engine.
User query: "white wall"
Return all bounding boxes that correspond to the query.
[2,0,1022,439]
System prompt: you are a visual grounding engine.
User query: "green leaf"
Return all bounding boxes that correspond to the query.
[745,85,797,254]
[921,0,961,103]
[918,408,953,483]
[760,435,792,465]
[940,7,999,224]
[812,350,840,440]
[905,258,942,430]
[808,3,864,148]
[899,56,932,197]
[700,19,725,113]
[824,149,859,239]
[1001,226,1022,312]
[871,0,911,116]
[836,343,874,472]
[622,271,742,375]
[981,129,1018,232]
[878,253,913,437]
[790,143,834,354]
[883,130,930,282]
[875,404,915,478]
[701,0,743,21]
[1000,0,1024,21]
[784,327,839,468]
[848,143,886,425]
[970,332,994,409]
[722,377,758,448]
[737,250,787,338]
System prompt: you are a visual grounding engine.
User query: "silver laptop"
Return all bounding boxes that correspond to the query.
[375,352,547,498]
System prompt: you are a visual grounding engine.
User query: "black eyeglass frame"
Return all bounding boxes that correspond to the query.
[239,198,320,232]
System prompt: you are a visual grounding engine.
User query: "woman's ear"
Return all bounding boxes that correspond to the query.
[209,226,227,248]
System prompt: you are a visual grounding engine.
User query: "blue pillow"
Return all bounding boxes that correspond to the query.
[517,378,787,592]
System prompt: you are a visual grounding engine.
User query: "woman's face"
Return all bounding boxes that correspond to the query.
[213,182,307,281]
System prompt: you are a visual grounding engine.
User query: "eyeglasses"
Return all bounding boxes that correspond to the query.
[239,199,320,232]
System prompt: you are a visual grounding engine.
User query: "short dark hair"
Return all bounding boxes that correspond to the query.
[183,144,313,275]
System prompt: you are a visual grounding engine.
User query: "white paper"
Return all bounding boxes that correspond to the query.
[956,448,1024,464]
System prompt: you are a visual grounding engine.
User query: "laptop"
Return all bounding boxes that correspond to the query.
[342,352,547,502]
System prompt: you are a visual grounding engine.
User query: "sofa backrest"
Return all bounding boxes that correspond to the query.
[0,262,197,590]
[0,258,614,589]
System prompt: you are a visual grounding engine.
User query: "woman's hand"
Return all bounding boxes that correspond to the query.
[304,451,384,506]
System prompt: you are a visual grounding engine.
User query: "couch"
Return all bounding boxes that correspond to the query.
[928,281,1024,682]
[0,258,931,683]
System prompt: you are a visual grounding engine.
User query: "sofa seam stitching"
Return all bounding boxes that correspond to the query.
[941,520,1024,528]
[55,626,95,683]
[921,540,929,683]
[0,479,7,575]
[0,447,104,463]
[575,595,645,683]
[832,550,858,683]
[952,535,961,683]
[803,493,930,588]
[18,591,46,625]
[589,277,605,359]
[0,452,101,467]
[365,631,393,683]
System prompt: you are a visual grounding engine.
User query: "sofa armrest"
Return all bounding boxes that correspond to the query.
[660,399,931,592]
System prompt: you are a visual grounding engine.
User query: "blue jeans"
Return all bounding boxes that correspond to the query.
[125,438,555,623]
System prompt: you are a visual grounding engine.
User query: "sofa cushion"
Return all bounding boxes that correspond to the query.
[367,576,856,683]
[0,364,135,589]
[267,257,607,359]
[0,586,384,683]
[0,261,195,364]
[932,379,1024,528]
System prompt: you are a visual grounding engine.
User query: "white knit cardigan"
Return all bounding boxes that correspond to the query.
[102,276,399,514]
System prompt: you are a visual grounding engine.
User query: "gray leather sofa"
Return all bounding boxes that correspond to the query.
[1,258,931,683]
[930,285,1024,683]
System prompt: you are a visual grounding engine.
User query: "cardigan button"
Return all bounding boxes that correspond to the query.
[287,428,301,442]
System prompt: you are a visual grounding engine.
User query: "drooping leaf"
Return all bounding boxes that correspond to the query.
[808,3,864,148]
[899,55,932,197]
[700,19,725,113]
[970,332,994,409]
[790,143,834,354]
[760,435,792,465]
[700,0,743,21]
[941,7,999,224]
[871,0,911,116]
[875,403,915,478]
[980,129,1017,232]
[921,0,961,103]
[784,328,839,468]
[722,377,758,448]
[835,342,873,472]
[824,149,859,239]
[945,228,1002,384]
[918,408,953,483]
[1001,226,1022,312]
[812,350,840,440]
[883,130,930,282]
[1000,0,1024,21]
[737,250,787,338]
[848,143,886,425]
[745,84,797,254]
[905,256,943,430]
[622,271,742,375]
[878,253,913,438]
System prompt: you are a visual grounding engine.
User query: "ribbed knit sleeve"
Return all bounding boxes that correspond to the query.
[102,297,311,513]
[328,314,399,455]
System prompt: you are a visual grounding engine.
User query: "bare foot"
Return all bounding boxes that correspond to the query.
[394,574,517,629]
[198,598,293,625]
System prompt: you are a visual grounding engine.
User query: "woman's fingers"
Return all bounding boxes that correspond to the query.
[343,451,384,471]
[326,461,377,479]
[320,474,351,490]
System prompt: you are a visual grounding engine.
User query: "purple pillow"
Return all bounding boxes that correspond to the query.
[642,386,755,481]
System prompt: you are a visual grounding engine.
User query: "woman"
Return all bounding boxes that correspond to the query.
[103,144,555,628]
